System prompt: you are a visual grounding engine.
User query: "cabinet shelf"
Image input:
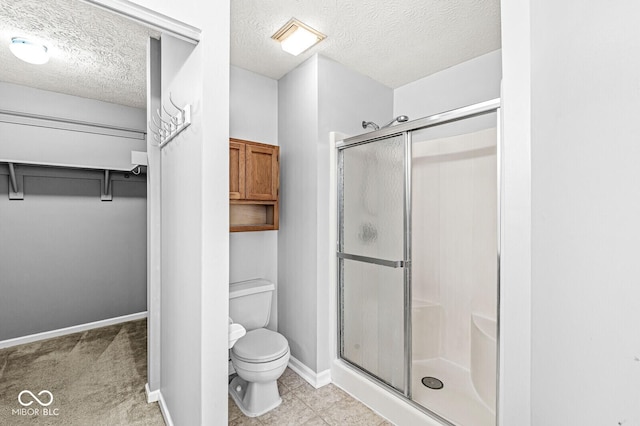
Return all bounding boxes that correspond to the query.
[230,200,278,232]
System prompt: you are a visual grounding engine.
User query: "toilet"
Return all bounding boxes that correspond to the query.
[228,279,290,417]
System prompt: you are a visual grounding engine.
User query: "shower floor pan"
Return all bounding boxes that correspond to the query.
[412,358,495,426]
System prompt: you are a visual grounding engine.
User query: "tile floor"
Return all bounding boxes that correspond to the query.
[228,368,393,426]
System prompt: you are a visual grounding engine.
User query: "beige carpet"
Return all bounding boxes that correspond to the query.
[0,319,165,425]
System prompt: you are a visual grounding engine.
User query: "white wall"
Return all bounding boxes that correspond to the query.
[394,50,502,120]
[230,66,278,144]
[530,1,640,425]
[278,56,320,370]
[278,54,393,373]
[199,15,231,422]
[122,1,230,425]
[229,66,279,330]
[498,0,532,423]
[159,35,204,425]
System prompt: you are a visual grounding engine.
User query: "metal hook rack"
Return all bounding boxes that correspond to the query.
[149,94,192,149]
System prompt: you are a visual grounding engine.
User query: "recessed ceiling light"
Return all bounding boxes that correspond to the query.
[271,18,326,56]
[9,37,50,65]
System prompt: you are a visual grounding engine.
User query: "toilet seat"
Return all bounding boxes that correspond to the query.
[232,328,289,363]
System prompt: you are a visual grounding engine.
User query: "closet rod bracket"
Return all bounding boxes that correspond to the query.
[7,163,24,200]
[101,169,112,201]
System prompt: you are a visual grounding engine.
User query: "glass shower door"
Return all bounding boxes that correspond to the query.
[337,133,410,393]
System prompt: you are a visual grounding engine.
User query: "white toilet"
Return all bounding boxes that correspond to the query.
[228,279,290,417]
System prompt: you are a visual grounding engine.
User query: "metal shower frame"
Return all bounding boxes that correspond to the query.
[336,98,501,425]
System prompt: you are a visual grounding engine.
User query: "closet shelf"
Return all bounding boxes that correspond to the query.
[1,159,144,173]
[3,160,146,201]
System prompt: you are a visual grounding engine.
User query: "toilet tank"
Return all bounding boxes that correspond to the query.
[229,279,274,331]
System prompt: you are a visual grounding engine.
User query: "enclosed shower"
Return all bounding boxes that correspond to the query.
[336,100,500,426]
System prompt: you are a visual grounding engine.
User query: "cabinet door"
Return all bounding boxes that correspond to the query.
[229,141,245,199]
[246,144,279,200]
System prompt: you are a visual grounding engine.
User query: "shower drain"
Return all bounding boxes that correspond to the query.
[421,376,444,390]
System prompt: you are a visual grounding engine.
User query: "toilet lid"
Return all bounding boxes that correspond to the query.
[232,328,289,363]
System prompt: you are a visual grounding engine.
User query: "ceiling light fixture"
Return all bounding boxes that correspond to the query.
[9,37,50,65]
[271,18,326,56]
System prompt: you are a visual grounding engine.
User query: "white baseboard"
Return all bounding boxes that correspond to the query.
[315,368,332,388]
[145,383,160,403]
[0,311,148,349]
[288,355,331,389]
[157,390,175,426]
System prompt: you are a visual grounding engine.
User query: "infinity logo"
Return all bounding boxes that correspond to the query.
[18,390,53,407]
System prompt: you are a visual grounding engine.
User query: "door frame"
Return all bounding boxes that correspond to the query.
[82,0,202,404]
[83,0,200,43]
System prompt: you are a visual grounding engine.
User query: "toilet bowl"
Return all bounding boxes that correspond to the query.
[229,328,290,416]
[228,279,290,417]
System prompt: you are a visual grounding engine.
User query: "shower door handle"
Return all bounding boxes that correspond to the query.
[336,252,404,268]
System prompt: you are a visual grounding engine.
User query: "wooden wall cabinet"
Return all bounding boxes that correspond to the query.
[229,140,245,200]
[229,138,279,232]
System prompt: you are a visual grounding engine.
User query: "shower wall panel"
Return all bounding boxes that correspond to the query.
[412,126,497,368]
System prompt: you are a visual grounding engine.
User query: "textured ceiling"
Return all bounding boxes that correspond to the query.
[232,0,502,88]
[0,0,158,108]
[0,0,500,109]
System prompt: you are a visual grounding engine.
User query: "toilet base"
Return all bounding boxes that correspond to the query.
[229,375,282,417]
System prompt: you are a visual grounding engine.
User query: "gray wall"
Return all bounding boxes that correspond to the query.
[0,166,146,341]
[278,55,393,372]
[530,1,640,424]
[229,65,279,330]
[0,83,148,342]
